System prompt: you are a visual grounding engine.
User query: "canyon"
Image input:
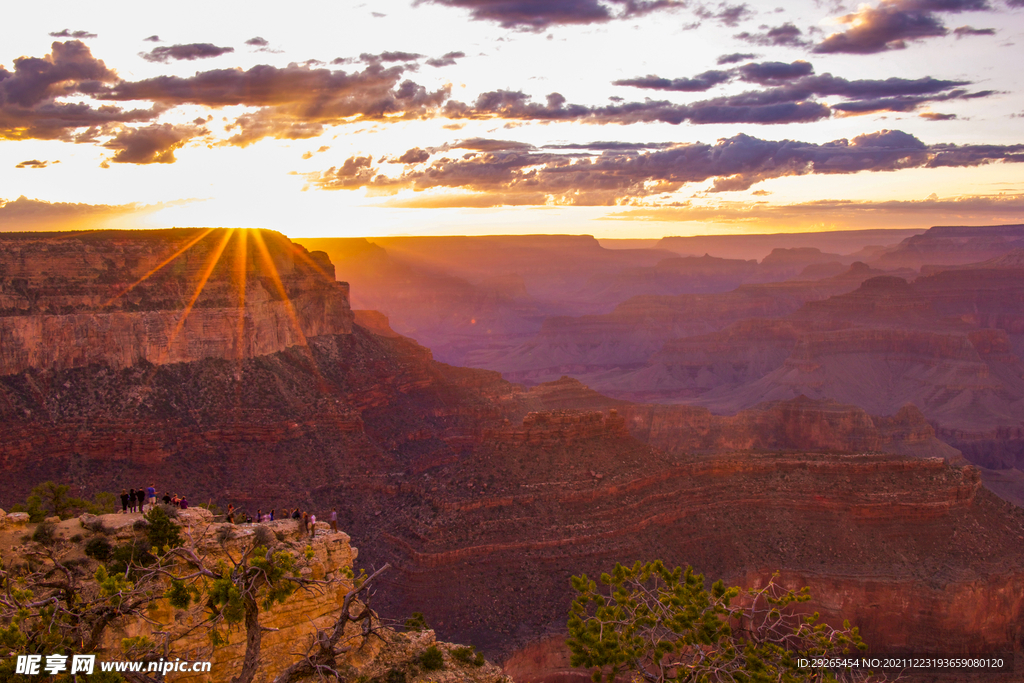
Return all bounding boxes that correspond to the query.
[2,227,1024,681]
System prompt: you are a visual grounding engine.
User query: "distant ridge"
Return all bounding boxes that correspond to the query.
[657,228,924,261]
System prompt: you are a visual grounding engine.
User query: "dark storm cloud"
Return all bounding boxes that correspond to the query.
[716,52,757,64]
[426,51,465,67]
[418,0,685,30]
[814,0,989,54]
[0,41,159,141]
[308,130,1024,203]
[101,123,206,164]
[140,43,236,63]
[737,60,814,84]
[613,70,732,92]
[736,22,810,47]
[953,24,996,35]
[49,29,97,39]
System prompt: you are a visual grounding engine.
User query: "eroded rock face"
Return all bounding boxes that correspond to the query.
[621,397,960,460]
[0,229,352,375]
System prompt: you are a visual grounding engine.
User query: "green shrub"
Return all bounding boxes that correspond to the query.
[107,541,153,575]
[32,521,56,545]
[419,645,444,671]
[404,612,429,632]
[145,506,183,552]
[85,536,112,561]
[385,668,407,683]
[451,646,485,666]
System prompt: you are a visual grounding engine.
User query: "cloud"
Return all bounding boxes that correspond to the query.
[398,147,431,163]
[360,51,424,63]
[143,35,161,42]
[97,61,450,146]
[101,123,206,164]
[0,41,160,141]
[0,195,165,231]
[245,36,270,47]
[15,159,56,168]
[736,22,810,47]
[304,129,1024,204]
[454,137,536,151]
[953,24,996,35]
[614,70,732,92]
[716,51,757,64]
[694,2,754,26]
[544,141,674,150]
[604,193,1024,231]
[446,87,832,125]
[604,62,981,118]
[140,43,235,63]
[49,29,97,39]
[920,111,957,119]
[318,155,377,188]
[736,60,814,84]
[814,0,989,54]
[460,62,982,126]
[418,0,686,30]
[426,51,466,67]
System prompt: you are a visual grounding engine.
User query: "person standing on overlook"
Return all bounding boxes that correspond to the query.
[120,489,130,513]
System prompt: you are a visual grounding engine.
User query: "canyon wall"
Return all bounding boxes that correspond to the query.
[0,229,353,375]
[621,397,960,460]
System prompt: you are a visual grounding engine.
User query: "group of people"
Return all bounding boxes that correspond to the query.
[118,486,190,513]
[225,504,338,536]
[116,488,336,536]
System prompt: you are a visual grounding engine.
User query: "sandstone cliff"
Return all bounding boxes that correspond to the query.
[0,229,353,375]
[0,508,510,683]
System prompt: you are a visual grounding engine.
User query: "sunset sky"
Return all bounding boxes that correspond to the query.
[1,0,1023,238]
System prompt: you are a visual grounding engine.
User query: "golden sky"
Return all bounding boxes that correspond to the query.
[1,0,1023,238]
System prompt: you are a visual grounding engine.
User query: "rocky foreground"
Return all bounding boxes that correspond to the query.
[0,507,509,683]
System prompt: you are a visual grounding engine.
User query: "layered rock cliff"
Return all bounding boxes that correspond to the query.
[0,229,352,375]
[0,508,510,683]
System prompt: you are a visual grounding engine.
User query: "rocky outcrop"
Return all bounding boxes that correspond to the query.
[0,229,352,376]
[621,396,961,460]
[0,509,510,683]
[481,410,629,446]
[873,223,1024,269]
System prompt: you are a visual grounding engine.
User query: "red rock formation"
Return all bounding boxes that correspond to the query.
[0,229,352,375]
[621,396,959,460]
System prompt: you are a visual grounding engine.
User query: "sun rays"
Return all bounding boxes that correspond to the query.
[99,227,341,370]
